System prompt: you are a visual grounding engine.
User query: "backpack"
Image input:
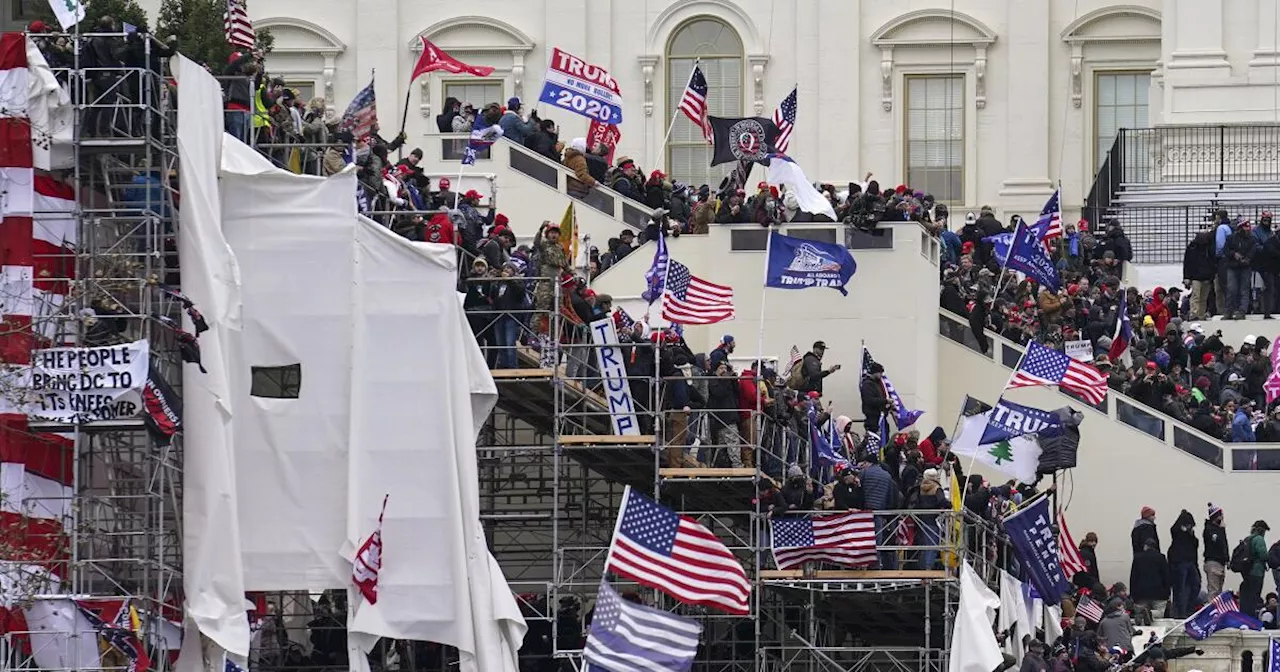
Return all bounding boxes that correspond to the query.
[1268,541,1280,570]
[786,358,805,389]
[1229,537,1254,573]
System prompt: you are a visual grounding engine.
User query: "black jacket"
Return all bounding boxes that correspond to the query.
[1225,229,1259,269]
[1204,519,1229,563]
[1080,544,1100,581]
[831,481,864,510]
[798,352,832,396]
[1131,517,1160,554]
[1130,548,1172,601]
[1183,230,1218,281]
[1167,510,1199,564]
[859,375,890,423]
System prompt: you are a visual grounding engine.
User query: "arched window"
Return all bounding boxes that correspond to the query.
[666,18,742,189]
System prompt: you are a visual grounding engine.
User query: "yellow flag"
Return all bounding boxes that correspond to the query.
[945,470,964,569]
[128,605,142,635]
[559,202,578,267]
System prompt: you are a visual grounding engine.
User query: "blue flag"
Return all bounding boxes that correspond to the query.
[583,581,701,672]
[642,232,670,304]
[1269,636,1280,672]
[1005,220,1061,292]
[809,403,850,471]
[1001,496,1070,606]
[765,231,857,295]
[979,398,1064,445]
[862,346,924,429]
[1185,592,1263,640]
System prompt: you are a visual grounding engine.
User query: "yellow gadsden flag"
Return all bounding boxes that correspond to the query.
[559,202,578,268]
[945,470,964,569]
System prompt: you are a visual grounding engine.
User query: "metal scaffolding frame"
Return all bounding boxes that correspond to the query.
[2,29,184,672]
[470,294,966,672]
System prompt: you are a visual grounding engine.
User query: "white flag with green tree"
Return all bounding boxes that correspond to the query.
[950,409,1043,483]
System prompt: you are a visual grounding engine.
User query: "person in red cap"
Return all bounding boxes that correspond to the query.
[432,177,457,210]
[478,221,515,269]
[1132,506,1159,555]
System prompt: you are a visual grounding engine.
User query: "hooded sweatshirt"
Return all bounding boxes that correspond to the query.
[919,426,947,466]
[1166,510,1199,565]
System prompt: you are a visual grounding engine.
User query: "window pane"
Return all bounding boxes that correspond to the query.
[1116,75,1137,105]
[667,21,743,186]
[905,76,964,204]
[1097,75,1116,106]
[444,82,503,110]
[1136,75,1151,105]
[669,18,743,56]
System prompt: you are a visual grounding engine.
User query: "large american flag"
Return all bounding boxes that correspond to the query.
[662,259,735,325]
[772,87,797,154]
[1057,510,1089,580]
[224,0,255,49]
[339,80,379,140]
[583,581,702,672]
[1035,189,1063,246]
[1007,340,1108,404]
[604,486,751,615]
[771,511,876,570]
[678,65,713,143]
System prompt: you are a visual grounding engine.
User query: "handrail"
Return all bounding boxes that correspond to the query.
[428,133,655,230]
[938,307,1280,472]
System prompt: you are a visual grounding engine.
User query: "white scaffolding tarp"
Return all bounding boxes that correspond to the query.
[175,54,524,672]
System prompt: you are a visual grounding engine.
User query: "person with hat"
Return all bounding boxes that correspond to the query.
[798,341,841,399]
[607,156,643,198]
[1132,506,1160,555]
[1078,531,1101,582]
[432,177,457,211]
[859,358,891,434]
[709,335,735,370]
[909,468,948,570]
[1203,503,1229,595]
[531,221,569,340]
[498,96,538,145]
[1239,520,1271,616]
[456,189,491,254]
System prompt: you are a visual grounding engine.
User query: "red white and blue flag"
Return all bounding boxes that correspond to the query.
[224,0,254,49]
[1108,288,1132,366]
[677,65,713,143]
[1035,189,1063,252]
[662,260,735,326]
[770,511,877,570]
[1008,340,1109,405]
[463,113,503,166]
[604,486,750,614]
[772,87,797,154]
[339,79,378,140]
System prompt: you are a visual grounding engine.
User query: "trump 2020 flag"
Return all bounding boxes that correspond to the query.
[809,403,850,471]
[583,581,701,672]
[1005,219,1061,292]
[1001,496,1070,606]
[766,231,856,295]
[979,398,1064,445]
[642,232,670,304]
[352,494,389,604]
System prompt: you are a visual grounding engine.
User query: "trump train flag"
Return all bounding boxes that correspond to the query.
[765,231,856,295]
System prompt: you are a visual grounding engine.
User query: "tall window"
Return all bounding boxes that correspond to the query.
[444,81,504,111]
[667,18,742,188]
[905,75,964,204]
[1095,72,1150,170]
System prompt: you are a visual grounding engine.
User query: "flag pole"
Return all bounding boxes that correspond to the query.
[987,220,1022,311]
[658,59,701,158]
[754,231,773,471]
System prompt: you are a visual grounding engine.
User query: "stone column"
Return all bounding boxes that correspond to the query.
[999,0,1054,198]
[1249,0,1280,77]
[816,1,858,178]
[353,0,399,130]
[1165,0,1230,75]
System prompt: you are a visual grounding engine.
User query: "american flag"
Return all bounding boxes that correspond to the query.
[352,494,389,604]
[583,581,702,672]
[662,260,735,325]
[604,486,751,615]
[74,601,151,672]
[1057,510,1089,580]
[786,345,802,371]
[772,87,797,154]
[1035,189,1063,247]
[224,0,255,49]
[463,115,504,166]
[1075,593,1104,623]
[678,65,713,143]
[613,307,636,334]
[339,79,378,140]
[771,511,877,570]
[1007,340,1109,404]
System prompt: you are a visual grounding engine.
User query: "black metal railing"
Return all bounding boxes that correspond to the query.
[1113,203,1280,264]
[1083,134,1123,228]
[1118,124,1280,185]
